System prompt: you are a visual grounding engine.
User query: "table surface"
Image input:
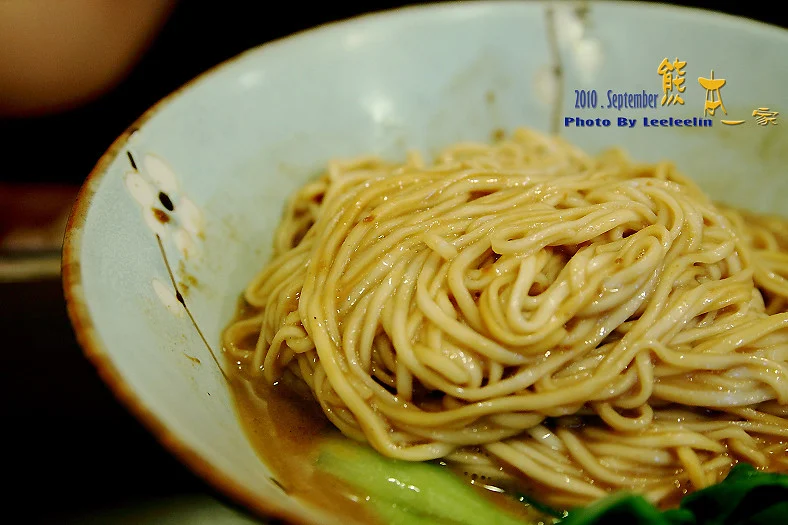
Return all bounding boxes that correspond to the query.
[2,2,785,523]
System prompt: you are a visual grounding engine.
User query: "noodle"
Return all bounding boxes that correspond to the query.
[223,128,788,509]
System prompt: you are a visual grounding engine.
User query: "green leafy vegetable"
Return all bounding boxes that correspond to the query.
[315,437,527,525]
[673,463,788,525]
[739,502,788,525]
[368,500,461,525]
[316,438,788,525]
[560,463,788,525]
[560,493,671,525]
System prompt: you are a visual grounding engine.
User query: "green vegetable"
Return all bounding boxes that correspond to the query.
[559,463,788,525]
[316,437,788,525]
[368,500,460,525]
[660,508,696,525]
[740,502,788,525]
[560,493,672,525]
[674,463,788,525]
[315,437,527,525]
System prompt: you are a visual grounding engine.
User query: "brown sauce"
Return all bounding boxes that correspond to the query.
[228,374,552,524]
[229,377,383,525]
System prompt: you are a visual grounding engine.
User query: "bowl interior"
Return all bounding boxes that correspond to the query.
[64,2,788,524]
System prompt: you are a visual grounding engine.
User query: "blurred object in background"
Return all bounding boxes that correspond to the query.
[0,0,176,281]
[0,0,179,117]
[0,184,77,281]
[0,185,74,250]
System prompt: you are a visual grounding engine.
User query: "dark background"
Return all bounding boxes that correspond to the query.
[2,1,785,523]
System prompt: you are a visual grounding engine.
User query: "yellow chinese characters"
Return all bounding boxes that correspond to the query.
[698,70,727,116]
[658,58,686,106]
[698,70,746,126]
[752,107,779,126]
[655,57,778,128]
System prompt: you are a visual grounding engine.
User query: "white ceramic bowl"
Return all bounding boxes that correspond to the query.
[63,2,788,524]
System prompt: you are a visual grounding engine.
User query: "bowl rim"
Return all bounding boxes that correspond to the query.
[61,1,788,523]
